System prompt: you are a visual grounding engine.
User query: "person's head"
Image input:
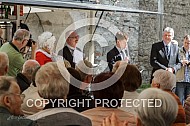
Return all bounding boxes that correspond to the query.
[12,29,30,50]
[38,31,56,54]
[135,88,178,126]
[31,66,40,87]
[35,62,70,99]
[183,35,190,51]
[162,27,174,44]
[0,76,24,116]
[115,31,128,50]
[76,60,93,82]
[116,64,142,92]
[22,60,40,81]
[0,52,9,76]
[92,72,124,108]
[65,30,79,48]
[151,69,176,90]
[67,67,82,96]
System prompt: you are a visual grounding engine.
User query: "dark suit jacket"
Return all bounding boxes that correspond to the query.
[0,107,36,126]
[62,46,75,68]
[150,41,181,75]
[107,46,122,71]
[16,73,31,92]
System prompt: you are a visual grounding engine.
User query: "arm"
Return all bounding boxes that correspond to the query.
[150,43,167,70]
[31,42,38,59]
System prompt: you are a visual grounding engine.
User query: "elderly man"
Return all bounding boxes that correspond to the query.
[16,60,40,92]
[151,69,186,125]
[27,62,92,126]
[0,29,37,76]
[0,76,36,126]
[150,27,181,83]
[0,52,9,76]
[107,31,129,71]
[59,30,82,68]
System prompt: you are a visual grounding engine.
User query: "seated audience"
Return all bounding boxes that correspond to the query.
[0,76,36,125]
[21,66,43,115]
[185,96,190,124]
[16,60,40,92]
[82,72,136,126]
[151,69,186,125]
[67,67,95,112]
[115,64,142,114]
[102,88,178,126]
[27,62,92,126]
[0,52,9,76]
[35,31,56,65]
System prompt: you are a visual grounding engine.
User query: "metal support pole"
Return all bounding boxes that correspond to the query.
[158,0,164,40]
[16,5,20,30]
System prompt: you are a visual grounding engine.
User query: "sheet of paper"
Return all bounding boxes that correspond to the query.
[73,49,83,64]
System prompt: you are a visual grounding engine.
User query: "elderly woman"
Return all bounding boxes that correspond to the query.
[102,88,178,126]
[35,31,56,65]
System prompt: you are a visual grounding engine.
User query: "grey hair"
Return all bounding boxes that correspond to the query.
[22,60,40,79]
[153,69,176,90]
[0,76,16,95]
[13,29,30,42]
[163,27,174,38]
[35,62,70,99]
[0,52,9,75]
[135,88,178,126]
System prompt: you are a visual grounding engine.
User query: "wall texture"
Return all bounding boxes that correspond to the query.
[25,0,190,84]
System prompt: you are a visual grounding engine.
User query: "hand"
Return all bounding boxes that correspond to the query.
[31,41,38,51]
[166,68,174,73]
[181,59,189,66]
[102,113,128,126]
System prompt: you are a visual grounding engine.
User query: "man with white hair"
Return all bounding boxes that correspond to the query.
[150,27,181,83]
[0,52,9,76]
[59,30,81,68]
[0,29,37,76]
[16,60,40,92]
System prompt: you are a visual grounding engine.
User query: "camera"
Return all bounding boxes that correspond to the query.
[26,38,36,47]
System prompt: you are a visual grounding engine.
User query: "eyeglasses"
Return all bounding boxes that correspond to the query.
[68,35,79,39]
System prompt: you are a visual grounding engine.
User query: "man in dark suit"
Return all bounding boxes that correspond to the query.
[59,30,81,68]
[150,27,181,83]
[107,32,129,71]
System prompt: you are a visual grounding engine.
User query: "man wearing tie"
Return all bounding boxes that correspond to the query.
[150,27,181,83]
[107,31,129,71]
[58,30,81,68]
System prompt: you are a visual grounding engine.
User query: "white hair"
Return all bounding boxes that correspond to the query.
[163,27,174,38]
[135,88,178,126]
[153,69,176,90]
[38,31,56,51]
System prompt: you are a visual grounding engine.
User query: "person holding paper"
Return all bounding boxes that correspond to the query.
[59,30,83,68]
[107,31,129,71]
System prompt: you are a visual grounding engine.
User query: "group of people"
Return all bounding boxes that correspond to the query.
[0,26,190,126]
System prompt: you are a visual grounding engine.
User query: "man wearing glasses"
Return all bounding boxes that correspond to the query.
[0,76,36,125]
[0,29,37,76]
[59,30,82,68]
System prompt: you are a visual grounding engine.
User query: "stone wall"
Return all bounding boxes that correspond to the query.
[24,0,190,84]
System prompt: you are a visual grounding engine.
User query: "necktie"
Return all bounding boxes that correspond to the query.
[120,50,126,60]
[165,45,169,59]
